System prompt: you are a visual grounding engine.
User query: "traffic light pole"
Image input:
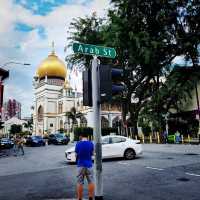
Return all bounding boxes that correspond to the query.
[92,56,103,200]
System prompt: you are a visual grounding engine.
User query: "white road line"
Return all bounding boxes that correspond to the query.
[118,161,129,165]
[186,172,200,177]
[146,166,164,171]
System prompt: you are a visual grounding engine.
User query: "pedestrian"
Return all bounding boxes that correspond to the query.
[163,130,168,144]
[16,136,25,156]
[175,130,180,144]
[75,132,94,200]
[13,135,18,155]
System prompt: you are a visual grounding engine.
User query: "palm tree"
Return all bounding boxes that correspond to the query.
[65,107,84,132]
[23,119,33,133]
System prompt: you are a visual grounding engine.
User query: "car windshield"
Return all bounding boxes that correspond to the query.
[55,134,64,138]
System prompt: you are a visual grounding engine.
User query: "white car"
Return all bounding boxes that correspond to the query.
[65,135,142,163]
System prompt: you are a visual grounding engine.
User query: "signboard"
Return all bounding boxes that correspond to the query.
[73,42,116,58]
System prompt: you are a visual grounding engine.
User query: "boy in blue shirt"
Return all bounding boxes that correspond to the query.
[75,132,94,200]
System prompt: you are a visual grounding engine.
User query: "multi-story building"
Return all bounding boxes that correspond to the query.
[3,99,21,120]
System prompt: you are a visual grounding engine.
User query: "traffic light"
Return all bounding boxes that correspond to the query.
[82,68,92,106]
[82,65,125,106]
[99,65,125,102]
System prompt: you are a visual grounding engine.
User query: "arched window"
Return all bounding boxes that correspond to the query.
[38,105,44,122]
[60,120,64,129]
[58,102,63,114]
[112,117,121,128]
[101,116,109,128]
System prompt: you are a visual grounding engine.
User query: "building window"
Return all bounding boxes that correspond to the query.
[58,102,63,114]
[38,105,43,122]
[50,123,53,127]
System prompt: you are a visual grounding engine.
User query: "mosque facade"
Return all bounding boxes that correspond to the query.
[33,48,122,136]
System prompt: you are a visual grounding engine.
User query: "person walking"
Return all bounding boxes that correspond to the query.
[75,132,94,200]
[16,136,25,156]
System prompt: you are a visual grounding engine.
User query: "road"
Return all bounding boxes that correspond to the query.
[0,144,200,200]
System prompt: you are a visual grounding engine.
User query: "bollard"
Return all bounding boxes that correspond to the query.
[188,135,191,144]
[142,134,145,143]
[157,132,160,144]
[150,135,152,143]
[181,135,184,144]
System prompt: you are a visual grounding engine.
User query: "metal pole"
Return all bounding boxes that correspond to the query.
[92,56,103,200]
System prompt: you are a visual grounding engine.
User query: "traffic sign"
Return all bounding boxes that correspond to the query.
[73,42,116,58]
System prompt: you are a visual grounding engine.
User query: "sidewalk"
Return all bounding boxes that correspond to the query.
[142,143,200,154]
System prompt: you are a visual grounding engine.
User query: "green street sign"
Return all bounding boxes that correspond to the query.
[73,43,116,58]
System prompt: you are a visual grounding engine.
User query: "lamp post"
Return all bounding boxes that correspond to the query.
[2,61,30,68]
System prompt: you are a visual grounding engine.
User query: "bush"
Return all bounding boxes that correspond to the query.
[74,127,118,141]
[102,127,118,136]
[142,125,151,136]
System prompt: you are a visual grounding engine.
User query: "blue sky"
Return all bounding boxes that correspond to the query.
[0,0,109,117]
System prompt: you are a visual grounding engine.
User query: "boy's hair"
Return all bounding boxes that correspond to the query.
[79,131,88,138]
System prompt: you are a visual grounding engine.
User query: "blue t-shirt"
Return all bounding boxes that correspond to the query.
[75,140,94,168]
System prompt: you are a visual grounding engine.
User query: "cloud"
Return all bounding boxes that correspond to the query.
[0,0,110,117]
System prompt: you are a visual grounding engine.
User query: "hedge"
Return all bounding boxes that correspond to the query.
[74,127,118,141]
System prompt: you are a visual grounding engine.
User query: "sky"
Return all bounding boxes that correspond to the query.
[0,0,110,118]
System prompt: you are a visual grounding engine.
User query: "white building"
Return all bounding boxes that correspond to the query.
[33,47,122,136]
[2,117,27,137]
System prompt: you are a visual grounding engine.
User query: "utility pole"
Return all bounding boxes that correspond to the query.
[92,56,103,200]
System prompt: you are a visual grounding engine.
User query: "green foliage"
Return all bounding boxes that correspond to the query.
[74,127,93,141]
[19,131,31,137]
[10,124,22,135]
[67,1,200,134]
[66,13,109,67]
[141,125,152,137]
[73,127,118,141]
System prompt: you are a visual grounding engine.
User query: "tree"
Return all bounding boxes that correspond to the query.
[66,1,200,135]
[10,124,22,135]
[23,119,33,132]
[66,12,108,68]
[65,107,84,132]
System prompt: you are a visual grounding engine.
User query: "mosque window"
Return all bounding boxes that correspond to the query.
[60,120,64,129]
[38,106,43,122]
[58,102,63,113]
[101,116,109,128]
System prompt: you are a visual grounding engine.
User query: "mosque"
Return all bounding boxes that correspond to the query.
[32,46,122,137]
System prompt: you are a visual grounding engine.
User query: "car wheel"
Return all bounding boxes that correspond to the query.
[124,149,136,160]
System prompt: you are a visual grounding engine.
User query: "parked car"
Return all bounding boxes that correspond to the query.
[0,138,14,149]
[65,135,142,163]
[48,133,70,145]
[26,136,45,147]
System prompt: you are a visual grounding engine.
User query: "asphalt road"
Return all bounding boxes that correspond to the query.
[0,144,200,200]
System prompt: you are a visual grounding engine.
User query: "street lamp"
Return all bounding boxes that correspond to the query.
[1,61,31,68]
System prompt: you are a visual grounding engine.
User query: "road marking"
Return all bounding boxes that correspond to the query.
[146,166,164,171]
[186,172,200,177]
[44,199,87,200]
[118,161,130,165]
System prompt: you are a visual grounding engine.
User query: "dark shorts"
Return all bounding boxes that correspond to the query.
[77,167,93,185]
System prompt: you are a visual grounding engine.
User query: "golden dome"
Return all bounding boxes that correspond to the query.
[36,51,67,80]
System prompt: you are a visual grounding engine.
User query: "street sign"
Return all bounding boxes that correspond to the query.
[73,42,116,58]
